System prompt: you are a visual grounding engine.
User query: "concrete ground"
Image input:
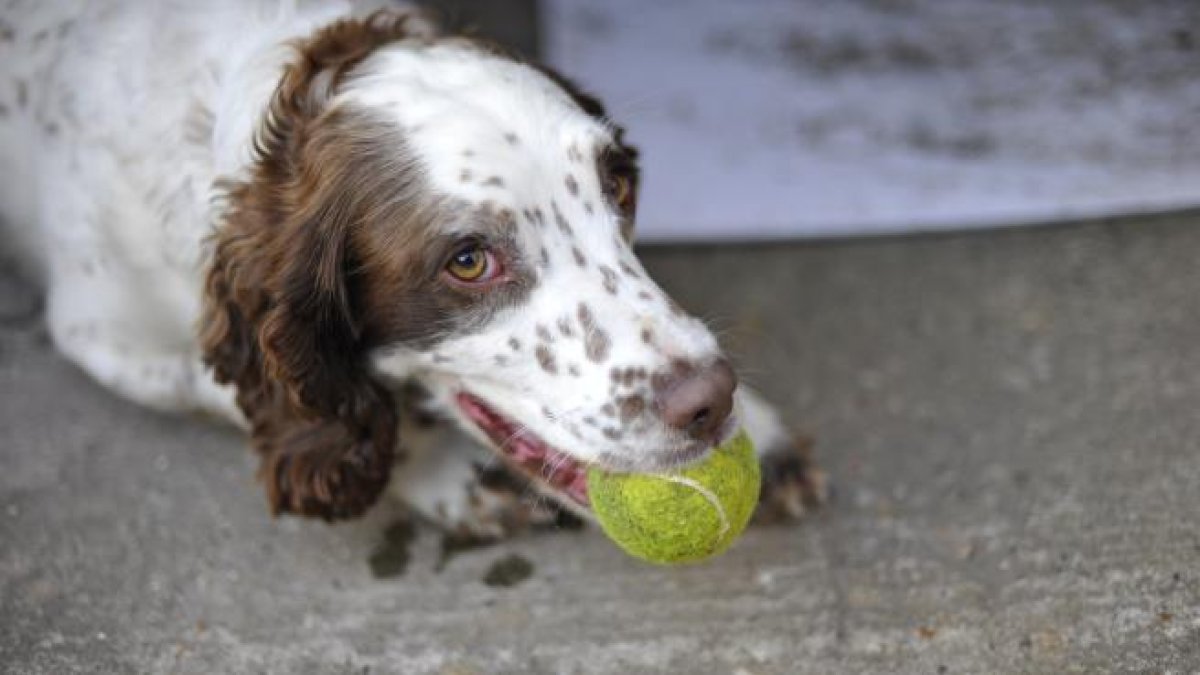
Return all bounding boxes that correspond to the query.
[2,213,1199,674]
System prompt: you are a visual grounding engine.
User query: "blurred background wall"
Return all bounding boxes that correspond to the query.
[421,0,1200,241]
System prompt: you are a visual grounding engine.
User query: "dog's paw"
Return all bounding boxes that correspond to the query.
[755,434,828,523]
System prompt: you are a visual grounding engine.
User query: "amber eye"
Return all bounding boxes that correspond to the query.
[445,244,489,281]
[609,174,634,210]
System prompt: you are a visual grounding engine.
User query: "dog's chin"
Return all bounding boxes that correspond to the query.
[454,392,739,512]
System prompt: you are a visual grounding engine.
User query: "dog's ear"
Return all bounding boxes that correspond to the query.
[200,10,436,520]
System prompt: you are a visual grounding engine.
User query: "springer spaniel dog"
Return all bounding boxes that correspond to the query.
[0,2,823,538]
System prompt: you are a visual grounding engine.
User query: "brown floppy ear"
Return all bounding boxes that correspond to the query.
[200,10,435,520]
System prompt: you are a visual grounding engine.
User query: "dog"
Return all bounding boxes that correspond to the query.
[0,1,822,539]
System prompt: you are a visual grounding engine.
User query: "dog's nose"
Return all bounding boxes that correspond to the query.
[657,358,737,441]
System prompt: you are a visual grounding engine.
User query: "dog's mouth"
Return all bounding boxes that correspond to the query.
[456,392,591,508]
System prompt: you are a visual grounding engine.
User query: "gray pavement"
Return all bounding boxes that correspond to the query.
[2,213,1199,673]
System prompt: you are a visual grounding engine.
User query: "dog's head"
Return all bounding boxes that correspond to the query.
[202,11,736,519]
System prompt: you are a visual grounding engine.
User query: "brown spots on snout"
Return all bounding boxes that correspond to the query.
[535,344,558,374]
[598,265,619,294]
[557,316,574,338]
[617,395,646,423]
[552,202,573,235]
[564,173,579,196]
[651,358,697,393]
[577,303,611,363]
[611,366,648,388]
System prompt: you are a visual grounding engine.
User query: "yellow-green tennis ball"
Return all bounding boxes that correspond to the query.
[587,430,760,565]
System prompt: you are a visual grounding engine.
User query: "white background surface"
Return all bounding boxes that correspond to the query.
[545,0,1200,241]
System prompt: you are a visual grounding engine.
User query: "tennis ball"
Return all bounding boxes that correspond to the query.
[587,430,760,564]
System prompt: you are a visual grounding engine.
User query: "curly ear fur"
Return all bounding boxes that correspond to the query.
[200,10,436,520]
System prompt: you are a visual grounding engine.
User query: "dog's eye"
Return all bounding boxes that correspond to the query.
[445,243,499,283]
[607,174,634,212]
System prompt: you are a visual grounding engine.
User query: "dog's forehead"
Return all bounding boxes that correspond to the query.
[344,43,612,204]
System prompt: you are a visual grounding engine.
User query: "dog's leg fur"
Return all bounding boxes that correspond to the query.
[737,386,829,521]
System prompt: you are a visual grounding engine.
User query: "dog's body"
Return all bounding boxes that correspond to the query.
[1,1,821,537]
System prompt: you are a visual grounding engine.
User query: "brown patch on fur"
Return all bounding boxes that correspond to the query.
[556,316,574,338]
[483,175,504,187]
[598,265,619,294]
[504,132,519,145]
[552,202,572,235]
[756,434,828,522]
[619,261,640,279]
[617,395,646,423]
[640,327,654,345]
[200,10,439,521]
[535,344,558,374]
[564,173,579,196]
[577,303,611,363]
[572,247,587,267]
